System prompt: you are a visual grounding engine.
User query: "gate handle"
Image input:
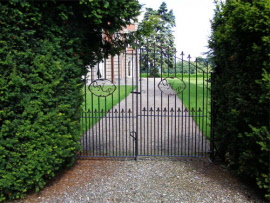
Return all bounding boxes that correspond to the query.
[130,131,138,160]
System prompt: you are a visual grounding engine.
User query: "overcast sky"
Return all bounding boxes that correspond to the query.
[138,0,216,58]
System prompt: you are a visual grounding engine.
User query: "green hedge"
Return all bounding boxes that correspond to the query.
[0,0,140,201]
[209,0,270,199]
[0,1,82,201]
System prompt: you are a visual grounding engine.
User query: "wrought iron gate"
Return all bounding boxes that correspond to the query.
[79,46,211,159]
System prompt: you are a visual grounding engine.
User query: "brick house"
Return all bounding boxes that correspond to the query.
[85,24,139,85]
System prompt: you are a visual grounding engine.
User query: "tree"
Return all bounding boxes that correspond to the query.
[138,2,176,77]
[209,0,270,199]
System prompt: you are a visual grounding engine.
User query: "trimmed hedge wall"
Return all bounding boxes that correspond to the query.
[0,0,140,201]
[209,0,270,199]
[0,2,84,201]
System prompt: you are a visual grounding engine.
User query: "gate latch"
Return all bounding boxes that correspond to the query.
[130,131,136,139]
[130,131,138,160]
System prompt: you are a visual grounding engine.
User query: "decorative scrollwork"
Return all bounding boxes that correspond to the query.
[158,77,186,95]
[88,79,116,97]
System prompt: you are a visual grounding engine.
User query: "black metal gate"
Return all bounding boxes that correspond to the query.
[79,46,211,159]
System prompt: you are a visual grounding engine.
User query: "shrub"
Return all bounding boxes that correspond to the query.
[209,0,270,199]
[0,2,83,201]
[237,126,270,200]
[0,0,140,201]
[0,38,83,201]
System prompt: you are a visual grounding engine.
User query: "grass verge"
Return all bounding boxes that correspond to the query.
[81,85,136,133]
[169,75,211,138]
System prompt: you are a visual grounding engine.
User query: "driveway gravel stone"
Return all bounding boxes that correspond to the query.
[15,157,265,203]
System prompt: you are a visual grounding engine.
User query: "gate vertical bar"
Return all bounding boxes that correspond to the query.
[124,49,128,156]
[104,58,108,156]
[188,55,191,156]
[83,72,87,156]
[181,52,184,155]
[139,47,142,156]
[135,46,139,160]
[160,45,163,156]
[153,44,156,155]
[174,50,177,156]
[202,68,205,155]
[195,58,198,156]
[206,66,210,155]
[117,54,121,156]
[167,48,170,156]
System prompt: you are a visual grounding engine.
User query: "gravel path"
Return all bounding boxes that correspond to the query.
[16,157,265,203]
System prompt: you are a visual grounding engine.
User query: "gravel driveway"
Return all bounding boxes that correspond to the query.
[16,157,265,203]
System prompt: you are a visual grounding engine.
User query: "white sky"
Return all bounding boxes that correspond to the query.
[138,0,216,58]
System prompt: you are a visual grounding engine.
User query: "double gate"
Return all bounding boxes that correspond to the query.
[79,46,211,159]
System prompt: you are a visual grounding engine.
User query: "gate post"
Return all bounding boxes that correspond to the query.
[210,72,215,161]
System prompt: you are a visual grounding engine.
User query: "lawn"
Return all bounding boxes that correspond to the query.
[81,85,136,133]
[140,73,205,78]
[168,75,211,138]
